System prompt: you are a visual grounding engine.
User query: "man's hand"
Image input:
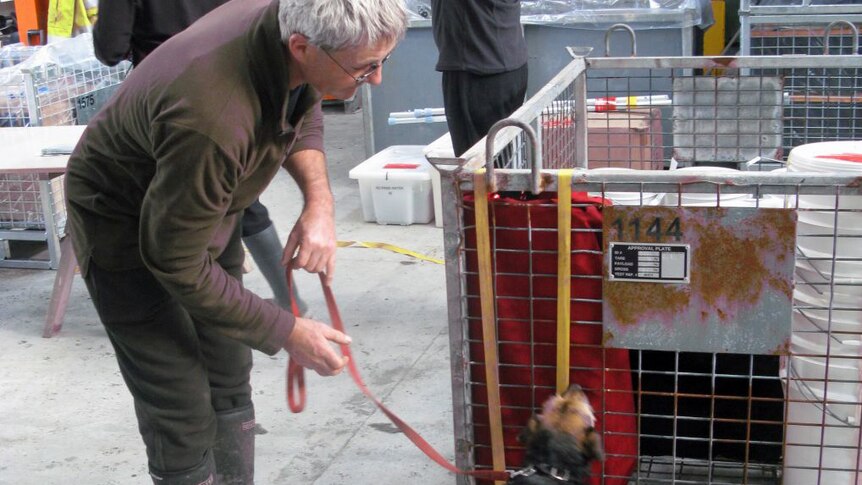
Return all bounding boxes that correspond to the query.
[284,316,351,376]
[282,202,336,283]
[281,148,336,284]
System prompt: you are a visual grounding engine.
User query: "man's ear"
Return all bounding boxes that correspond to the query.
[287,33,311,62]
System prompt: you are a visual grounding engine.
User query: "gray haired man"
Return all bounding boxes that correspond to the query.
[64,0,407,483]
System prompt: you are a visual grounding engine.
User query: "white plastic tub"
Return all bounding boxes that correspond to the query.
[783,381,862,485]
[661,166,752,207]
[797,219,862,265]
[793,314,862,349]
[348,145,437,225]
[795,260,862,299]
[789,333,862,395]
[587,167,665,206]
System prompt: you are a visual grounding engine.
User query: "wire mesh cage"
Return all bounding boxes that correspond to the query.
[0,37,129,268]
[738,2,862,165]
[0,40,130,128]
[428,52,862,485]
[740,0,862,57]
[0,172,64,231]
[0,44,40,68]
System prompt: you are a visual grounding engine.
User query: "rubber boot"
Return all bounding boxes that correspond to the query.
[149,450,216,485]
[242,224,309,316]
[213,404,256,485]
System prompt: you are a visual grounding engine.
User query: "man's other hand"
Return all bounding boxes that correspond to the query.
[284,316,350,376]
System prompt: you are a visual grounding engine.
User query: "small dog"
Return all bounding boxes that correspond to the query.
[508,384,603,484]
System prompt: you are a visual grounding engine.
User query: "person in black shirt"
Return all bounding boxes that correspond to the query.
[430,0,528,158]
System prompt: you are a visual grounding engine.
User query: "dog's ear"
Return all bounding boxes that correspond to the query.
[582,427,604,462]
[518,414,542,443]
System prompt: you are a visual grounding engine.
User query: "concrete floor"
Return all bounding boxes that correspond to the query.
[0,108,458,484]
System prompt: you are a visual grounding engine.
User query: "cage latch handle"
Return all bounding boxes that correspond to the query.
[823,21,860,55]
[484,118,542,195]
[604,23,637,57]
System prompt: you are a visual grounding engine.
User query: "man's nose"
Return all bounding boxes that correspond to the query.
[366,66,384,86]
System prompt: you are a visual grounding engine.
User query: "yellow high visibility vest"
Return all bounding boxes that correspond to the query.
[47,0,98,40]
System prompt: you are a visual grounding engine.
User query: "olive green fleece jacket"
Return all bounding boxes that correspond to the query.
[65,0,323,356]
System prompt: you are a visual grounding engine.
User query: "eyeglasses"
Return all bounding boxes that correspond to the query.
[320,48,391,85]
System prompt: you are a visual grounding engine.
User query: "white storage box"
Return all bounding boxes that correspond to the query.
[349,145,440,226]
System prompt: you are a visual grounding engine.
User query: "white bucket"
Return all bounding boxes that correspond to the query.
[663,166,752,207]
[789,334,862,394]
[795,260,862,299]
[797,209,862,232]
[797,247,862,280]
[797,219,862,265]
[788,141,862,174]
[587,167,665,206]
[783,379,862,485]
[789,354,862,397]
[793,313,862,349]
[793,287,862,350]
[787,141,862,240]
[792,333,860,364]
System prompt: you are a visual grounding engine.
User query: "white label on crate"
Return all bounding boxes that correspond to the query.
[608,242,690,283]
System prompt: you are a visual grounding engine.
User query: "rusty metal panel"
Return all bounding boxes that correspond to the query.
[602,206,796,354]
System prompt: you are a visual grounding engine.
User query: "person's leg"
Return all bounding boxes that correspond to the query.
[441,70,478,157]
[463,64,529,168]
[442,65,529,162]
[198,223,255,485]
[469,63,529,141]
[82,263,218,485]
[241,199,309,316]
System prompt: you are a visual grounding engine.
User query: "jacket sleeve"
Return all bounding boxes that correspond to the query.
[288,100,324,156]
[138,122,293,355]
[92,0,135,66]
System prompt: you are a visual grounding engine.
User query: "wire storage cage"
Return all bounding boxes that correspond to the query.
[738,1,862,163]
[0,172,65,263]
[0,43,40,68]
[427,50,862,484]
[0,36,130,269]
[739,0,862,57]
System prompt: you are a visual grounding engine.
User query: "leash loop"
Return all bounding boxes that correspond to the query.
[283,267,510,482]
[285,270,306,413]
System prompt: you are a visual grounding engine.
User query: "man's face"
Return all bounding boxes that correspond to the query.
[305,38,396,100]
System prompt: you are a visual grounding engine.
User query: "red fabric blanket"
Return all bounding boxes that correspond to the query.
[463,191,637,484]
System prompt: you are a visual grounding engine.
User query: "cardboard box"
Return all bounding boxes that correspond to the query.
[587,108,663,170]
[542,108,664,170]
[348,145,438,226]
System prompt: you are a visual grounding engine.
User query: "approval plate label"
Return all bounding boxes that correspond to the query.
[608,242,690,283]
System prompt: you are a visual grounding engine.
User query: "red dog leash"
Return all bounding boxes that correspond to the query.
[285,270,510,482]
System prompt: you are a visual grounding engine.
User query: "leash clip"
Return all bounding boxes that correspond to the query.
[509,465,536,478]
[535,464,573,482]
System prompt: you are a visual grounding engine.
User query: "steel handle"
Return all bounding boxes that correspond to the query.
[823,20,860,55]
[604,24,637,57]
[484,118,542,195]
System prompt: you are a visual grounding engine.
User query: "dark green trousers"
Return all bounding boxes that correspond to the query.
[82,224,252,474]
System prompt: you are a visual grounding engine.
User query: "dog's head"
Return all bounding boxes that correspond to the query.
[509,384,603,484]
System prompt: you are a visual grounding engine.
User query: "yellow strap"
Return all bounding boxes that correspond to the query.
[473,170,507,484]
[336,240,444,265]
[556,170,573,394]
